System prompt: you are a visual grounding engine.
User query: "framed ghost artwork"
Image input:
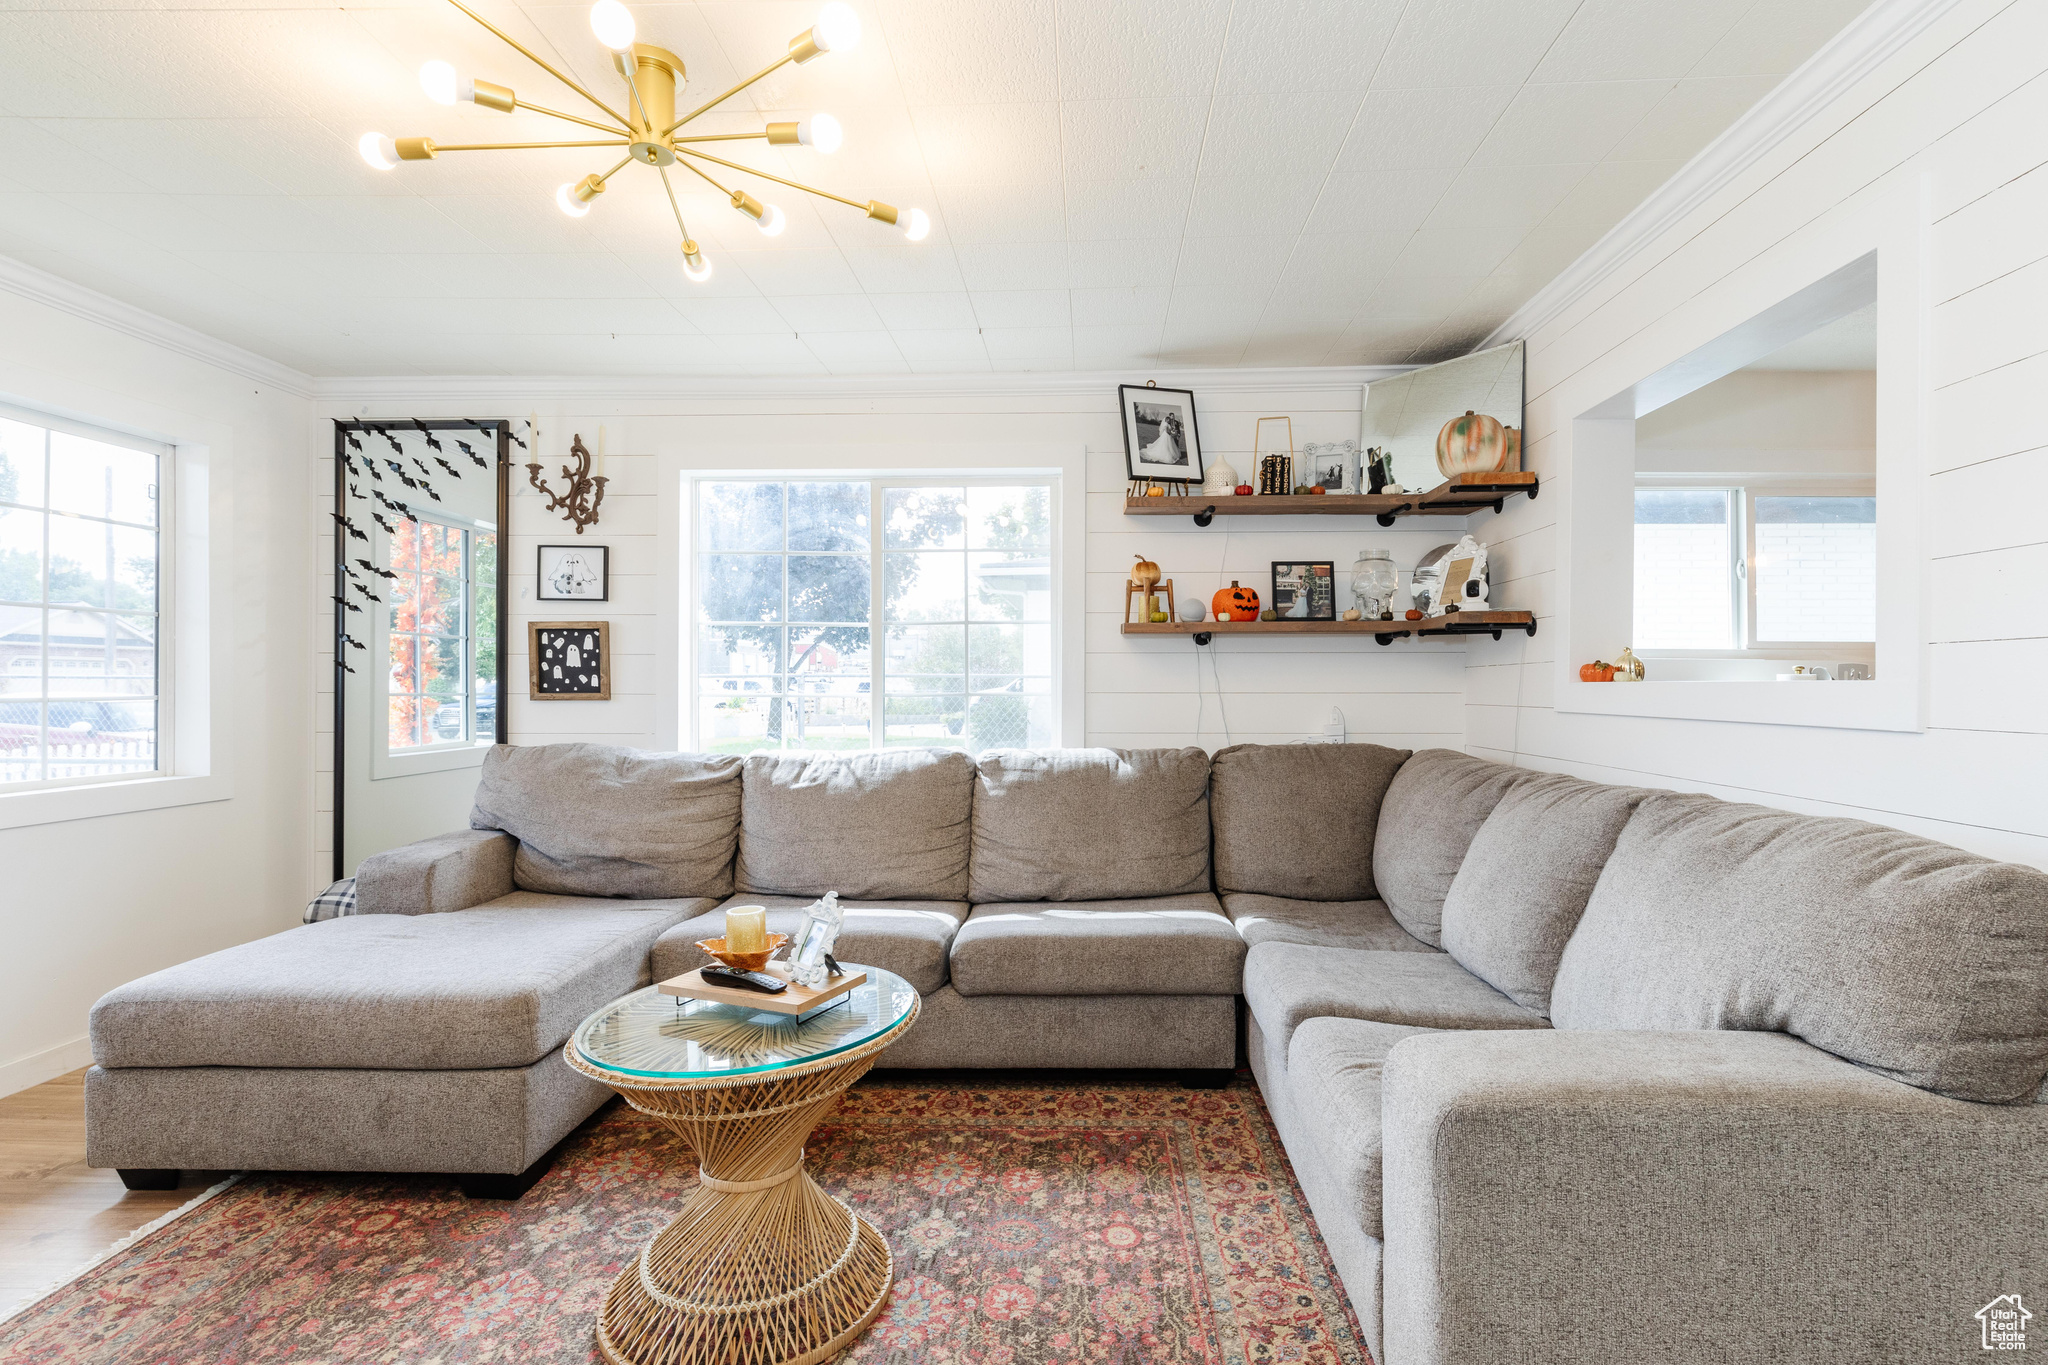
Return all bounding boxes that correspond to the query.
[529,621,611,700]
[537,543,609,602]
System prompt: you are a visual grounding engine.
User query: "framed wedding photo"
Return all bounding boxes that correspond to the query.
[1270,561,1336,621]
[1118,384,1205,484]
[537,543,608,602]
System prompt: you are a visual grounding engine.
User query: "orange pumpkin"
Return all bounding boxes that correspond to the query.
[1502,426,1522,471]
[1436,410,1510,478]
[1211,580,1259,622]
[1131,554,1161,590]
[1579,661,1616,682]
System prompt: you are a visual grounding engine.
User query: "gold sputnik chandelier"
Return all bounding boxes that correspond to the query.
[358,0,928,282]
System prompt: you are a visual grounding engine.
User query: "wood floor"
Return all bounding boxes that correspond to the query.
[0,1069,227,1315]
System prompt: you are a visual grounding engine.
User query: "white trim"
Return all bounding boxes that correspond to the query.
[0,256,310,398]
[0,1034,92,1101]
[1479,0,1965,351]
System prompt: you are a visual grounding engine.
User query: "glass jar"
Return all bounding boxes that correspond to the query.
[1351,549,1397,619]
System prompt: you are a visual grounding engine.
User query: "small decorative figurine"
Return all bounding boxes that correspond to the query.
[1614,647,1645,681]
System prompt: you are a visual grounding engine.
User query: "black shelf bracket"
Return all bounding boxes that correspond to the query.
[1375,633,1395,646]
[1192,631,1212,647]
[1192,505,1216,527]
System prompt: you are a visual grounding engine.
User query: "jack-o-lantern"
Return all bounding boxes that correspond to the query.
[1436,410,1509,478]
[1131,554,1161,590]
[1212,580,1260,622]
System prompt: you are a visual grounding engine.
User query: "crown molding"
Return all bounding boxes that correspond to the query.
[309,365,1413,406]
[1479,0,1966,351]
[0,255,314,398]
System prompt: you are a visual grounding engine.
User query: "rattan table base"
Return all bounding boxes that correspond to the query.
[566,1005,915,1365]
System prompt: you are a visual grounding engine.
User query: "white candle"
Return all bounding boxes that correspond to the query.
[724,905,767,953]
[594,423,607,481]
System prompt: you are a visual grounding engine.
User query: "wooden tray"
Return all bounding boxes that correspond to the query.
[656,960,869,1017]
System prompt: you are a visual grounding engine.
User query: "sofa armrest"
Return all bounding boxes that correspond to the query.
[1380,1029,2047,1365]
[353,829,515,916]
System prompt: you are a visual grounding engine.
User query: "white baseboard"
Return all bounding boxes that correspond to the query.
[0,1036,93,1099]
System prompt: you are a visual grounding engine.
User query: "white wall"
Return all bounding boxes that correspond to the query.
[1635,368,1875,476]
[1465,0,2048,868]
[0,271,313,1096]
[319,371,1497,876]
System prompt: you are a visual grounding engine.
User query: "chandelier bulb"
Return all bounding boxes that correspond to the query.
[900,206,930,242]
[358,132,401,171]
[797,112,843,154]
[812,2,861,54]
[682,240,712,281]
[589,0,636,51]
[419,60,459,106]
[557,174,606,217]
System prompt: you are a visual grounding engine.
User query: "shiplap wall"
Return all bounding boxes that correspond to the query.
[1462,0,2048,869]
[316,373,1506,883]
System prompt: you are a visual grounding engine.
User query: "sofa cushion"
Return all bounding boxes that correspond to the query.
[471,743,743,899]
[737,750,973,900]
[1210,743,1411,900]
[1243,942,1548,1054]
[949,893,1242,996]
[1372,749,1532,947]
[1288,1017,1435,1240]
[652,895,967,995]
[1551,793,2048,1104]
[1223,894,1437,953]
[1440,774,1649,1015]
[968,748,1211,903]
[89,894,711,1072]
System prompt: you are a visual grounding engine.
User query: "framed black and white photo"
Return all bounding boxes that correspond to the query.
[529,621,610,699]
[1303,440,1361,493]
[1118,384,1204,484]
[1271,561,1336,621]
[537,543,608,602]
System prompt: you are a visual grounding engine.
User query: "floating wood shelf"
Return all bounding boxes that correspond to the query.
[1121,610,1537,647]
[1124,471,1538,526]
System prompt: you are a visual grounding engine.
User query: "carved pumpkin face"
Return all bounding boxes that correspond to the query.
[1211,580,1259,622]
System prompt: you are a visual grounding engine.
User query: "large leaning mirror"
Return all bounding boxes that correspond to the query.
[1361,340,1524,493]
[332,419,510,880]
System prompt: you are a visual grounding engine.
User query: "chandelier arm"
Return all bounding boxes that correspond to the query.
[429,140,632,151]
[673,132,770,144]
[513,98,630,136]
[670,154,732,198]
[655,165,695,242]
[592,153,635,184]
[442,0,632,130]
[658,52,797,139]
[672,145,866,212]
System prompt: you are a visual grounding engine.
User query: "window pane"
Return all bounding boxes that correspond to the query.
[389,520,421,573]
[473,532,496,740]
[884,695,966,748]
[788,482,869,551]
[0,508,42,604]
[1634,490,1733,649]
[46,698,153,778]
[969,623,1052,691]
[700,483,783,551]
[700,625,783,676]
[47,434,154,526]
[885,551,964,621]
[967,486,1050,549]
[700,694,782,753]
[884,487,965,549]
[47,519,155,611]
[45,610,153,696]
[699,555,784,622]
[0,419,44,508]
[1754,496,1876,642]
[885,625,964,693]
[786,695,869,749]
[0,702,37,783]
[969,551,1051,622]
[966,693,1051,752]
[424,695,467,743]
[0,612,40,694]
[788,554,869,623]
[388,691,423,750]
[789,626,869,692]
[388,637,418,695]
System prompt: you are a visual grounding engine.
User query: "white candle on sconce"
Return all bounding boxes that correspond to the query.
[594,423,607,482]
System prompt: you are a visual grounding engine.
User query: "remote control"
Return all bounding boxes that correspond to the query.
[702,965,788,994]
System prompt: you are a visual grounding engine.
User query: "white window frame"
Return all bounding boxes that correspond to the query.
[370,505,497,779]
[1634,474,1878,660]
[0,402,172,795]
[682,472,1065,754]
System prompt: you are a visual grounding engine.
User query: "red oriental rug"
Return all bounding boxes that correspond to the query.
[0,1075,1370,1365]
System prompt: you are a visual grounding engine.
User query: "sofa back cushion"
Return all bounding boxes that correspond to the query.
[1371,749,1532,947]
[471,743,742,899]
[1210,743,1411,900]
[1439,773,1648,1015]
[738,749,973,899]
[969,748,1211,903]
[1551,792,2048,1104]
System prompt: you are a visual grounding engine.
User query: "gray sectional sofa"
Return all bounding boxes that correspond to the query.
[85,741,2048,1364]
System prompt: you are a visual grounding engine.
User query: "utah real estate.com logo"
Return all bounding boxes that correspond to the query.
[1978,1295,2031,1351]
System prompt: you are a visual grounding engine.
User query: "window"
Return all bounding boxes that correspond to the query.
[1634,486,1874,650]
[693,478,1055,754]
[382,515,495,753]
[0,411,164,789]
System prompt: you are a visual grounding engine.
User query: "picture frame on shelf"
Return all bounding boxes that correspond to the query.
[529,620,610,699]
[788,891,845,988]
[1303,440,1361,493]
[537,543,609,602]
[1270,561,1336,621]
[1118,384,1205,484]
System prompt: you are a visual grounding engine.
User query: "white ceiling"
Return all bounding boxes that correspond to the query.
[0,0,1869,378]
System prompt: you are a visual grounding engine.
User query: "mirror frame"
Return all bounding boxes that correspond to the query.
[331,418,511,880]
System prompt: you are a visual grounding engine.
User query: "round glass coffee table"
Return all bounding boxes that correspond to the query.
[565,967,920,1365]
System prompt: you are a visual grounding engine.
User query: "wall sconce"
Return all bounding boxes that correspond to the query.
[527,432,607,533]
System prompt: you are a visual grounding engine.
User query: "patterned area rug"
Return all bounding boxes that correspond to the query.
[0,1075,1369,1365]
